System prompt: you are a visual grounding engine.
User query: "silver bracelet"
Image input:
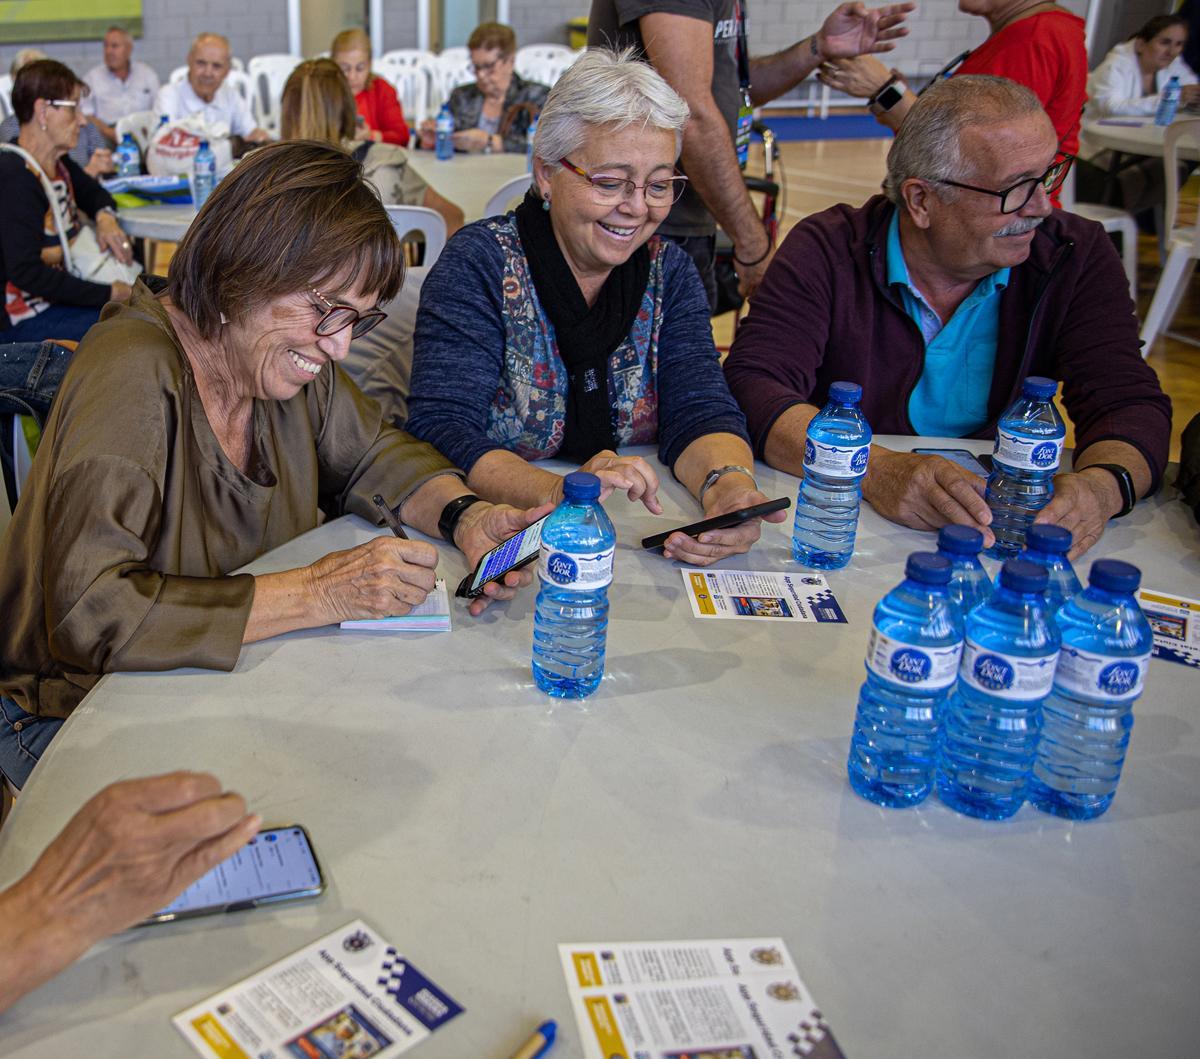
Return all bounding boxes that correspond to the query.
[699,464,757,504]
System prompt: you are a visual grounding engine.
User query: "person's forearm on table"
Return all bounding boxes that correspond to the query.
[466,448,565,507]
[1072,440,1153,509]
[0,883,88,1014]
[672,432,760,505]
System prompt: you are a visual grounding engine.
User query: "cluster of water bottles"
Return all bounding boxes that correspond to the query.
[109,118,218,212]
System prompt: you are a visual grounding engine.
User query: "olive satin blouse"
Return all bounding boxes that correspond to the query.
[0,284,457,719]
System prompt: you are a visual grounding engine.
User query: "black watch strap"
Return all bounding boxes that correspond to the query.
[439,494,484,543]
[1086,463,1137,518]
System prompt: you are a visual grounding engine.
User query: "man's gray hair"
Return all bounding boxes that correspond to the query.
[105,25,133,39]
[884,75,1045,205]
[534,46,690,164]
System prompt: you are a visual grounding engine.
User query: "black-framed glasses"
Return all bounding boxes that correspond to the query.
[310,288,387,339]
[472,55,511,75]
[935,153,1074,214]
[559,157,689,207]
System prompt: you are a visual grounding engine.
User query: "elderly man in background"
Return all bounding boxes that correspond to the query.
[82,26,161,146]
[723,75,1172,560]
[154,33,269,148]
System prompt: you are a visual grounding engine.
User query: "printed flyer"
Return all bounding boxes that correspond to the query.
[559,938,845,1059]
[174,919,462,1058]
[681,570,846,623]
[1137,588,1200,669]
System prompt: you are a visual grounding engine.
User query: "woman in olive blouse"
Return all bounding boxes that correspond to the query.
[0,142,547,791]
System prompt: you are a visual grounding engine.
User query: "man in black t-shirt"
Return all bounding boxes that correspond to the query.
[588,0,913,308]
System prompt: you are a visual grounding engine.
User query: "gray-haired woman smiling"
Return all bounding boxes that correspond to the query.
[407,48,785,567]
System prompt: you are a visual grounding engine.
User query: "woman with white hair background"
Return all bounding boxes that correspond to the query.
[407,48,785,566]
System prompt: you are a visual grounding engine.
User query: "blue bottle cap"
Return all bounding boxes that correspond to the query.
[1021,376,1057,400]
[999,558,1049,594]
[1089,559,1141,594]
[562,471,601,502]
[1025,523,1071,554]
[828,381,862,406]
[905,551,952,585]
[199,138,209,148]
[937,524,984,555]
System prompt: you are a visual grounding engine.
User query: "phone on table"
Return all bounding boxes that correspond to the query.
[912,447,992,476]
[641,497,791,551]
[139,825,325,926]
[455,514,549,599]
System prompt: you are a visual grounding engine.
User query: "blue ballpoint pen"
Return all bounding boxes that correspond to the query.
[508,1018,556,1059]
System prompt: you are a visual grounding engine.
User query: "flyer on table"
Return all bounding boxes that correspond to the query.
[1137,588,1200,669]
[174,919,463,1058]
[559,939,846,1059]
[682,569,847,623]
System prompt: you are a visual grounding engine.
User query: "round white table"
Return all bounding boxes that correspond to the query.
[0,440,1197,1058]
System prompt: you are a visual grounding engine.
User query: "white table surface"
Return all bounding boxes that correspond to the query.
[1081,115,1200,159]
[0,439,1197,1058]
[118,152,527,242]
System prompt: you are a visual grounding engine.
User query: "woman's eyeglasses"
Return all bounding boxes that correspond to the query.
[934,154,1074,215]
[310,288,387,339]
[558,158,689,207]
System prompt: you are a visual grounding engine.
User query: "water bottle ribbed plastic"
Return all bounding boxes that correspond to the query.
[1028,560,1152,820]
[936,559,1060,820]
[792,381,871,570]
[1016,523,1081,617]
[192,139,216,210]
[532,472,616,699]
[1156,75,1181,126]
[526,117,538,172]
[848,553,964,808]
[984,376,1065,559]
[435,105,454,161]
[115,133,140,177]
[936,525,991,618]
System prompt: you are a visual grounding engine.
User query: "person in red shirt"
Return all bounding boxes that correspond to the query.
[332,28,410,147]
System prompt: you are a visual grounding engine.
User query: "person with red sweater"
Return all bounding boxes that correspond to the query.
[332,28,410,147]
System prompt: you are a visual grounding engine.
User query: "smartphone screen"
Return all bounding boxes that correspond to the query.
[144,826,324,924]
[912,447,991,476]
[465,516,546,595]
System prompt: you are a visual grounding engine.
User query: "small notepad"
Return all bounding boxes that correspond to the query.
[340,579,451,632]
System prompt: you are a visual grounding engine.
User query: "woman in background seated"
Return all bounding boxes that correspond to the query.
[418,22,548,154]
[407,49,785,567]
[331,28,410,146]
[0,142,546,792]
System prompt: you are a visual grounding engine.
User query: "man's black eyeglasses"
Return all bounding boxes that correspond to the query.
[934,154,1074,214]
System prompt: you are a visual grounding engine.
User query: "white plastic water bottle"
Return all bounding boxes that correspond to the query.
[115,133,140,177]
[532,472,616,699]
[984,376,1065,559]
[193,139,216,211]
[1016,523,1081,618]
[1028,559,1152,820]
[435,104,454,161]
[1156,75,1181,126]
[936,524,992,617]
[791,381,872,570]
[526,117,538,172]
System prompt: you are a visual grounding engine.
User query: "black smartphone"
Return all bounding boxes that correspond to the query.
[139,825,325,925]
[455,514,549,599]
[641,496,791,551]
[912,447,992,476]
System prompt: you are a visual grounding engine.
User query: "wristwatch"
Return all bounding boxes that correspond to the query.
[1084,464,1137,518]
[439,494,485,543]
[869,73,908,115]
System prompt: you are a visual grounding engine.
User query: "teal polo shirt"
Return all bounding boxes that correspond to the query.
[887,211,1010,437]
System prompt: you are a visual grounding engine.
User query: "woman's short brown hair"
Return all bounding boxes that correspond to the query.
[467,22,517,57]
[168,141,404,340]
[280,59,357,144]
[11,59,89,125]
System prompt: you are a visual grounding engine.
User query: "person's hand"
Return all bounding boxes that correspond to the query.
[816,1,914,60]
[95,212,134,266]
[109,280,133,302]
[247,127,272,143]
[418,119,436,149]
[351,121,372,141]
[453,501,556,616]
[305,536,441,622]
[863,448,995,546]
[1182,83,1200,108]
[452,128,490,153]
[817,54,892,99]
[84,148,114,178]
[735,245,772,300]
[1033,469,1122,560]
[662,479,787,566]
[568,450,664,514]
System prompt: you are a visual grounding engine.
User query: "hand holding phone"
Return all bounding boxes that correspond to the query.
[641,497,790,551]
[456,514,548,599]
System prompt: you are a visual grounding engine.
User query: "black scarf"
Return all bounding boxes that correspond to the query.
[515,189,650,462]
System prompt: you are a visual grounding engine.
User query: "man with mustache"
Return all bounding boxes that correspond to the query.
[723,75,1171,559]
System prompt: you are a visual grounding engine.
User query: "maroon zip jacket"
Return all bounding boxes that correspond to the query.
[724,195,1172,491]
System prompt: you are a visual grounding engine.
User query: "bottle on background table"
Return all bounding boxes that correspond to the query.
[791,381,871,570]
[1028,560,1152,820]
[192,139,216,211]
[1015,523,1081,619]
[848,552,964,808]
[1156,75,1181,126]
[936,524,991,618]
[984,376,1065,560]
[114,132,140,178]
[532,472,616,699]
[435,104,454,161]
[936,558,1060,820]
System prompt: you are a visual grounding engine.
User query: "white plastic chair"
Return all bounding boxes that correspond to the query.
[115,110,161,154]
[385,205,448,266]
[1139,119,1200,352]
[515,44,578,87]
[0,74,13,122]
[376,50,436,122]
[247,54,302,135]
[431,48,474,110]
[1060,166,1139,304]
[483,173,531,216]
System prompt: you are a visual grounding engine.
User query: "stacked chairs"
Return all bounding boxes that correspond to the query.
[376,50,437,123]
[247,54,302,135]
[430,48,474,110]
[515,45,580,87]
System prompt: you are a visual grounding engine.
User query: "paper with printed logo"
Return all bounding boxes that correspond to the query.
[681,569,847,622]
[1136,588,1200,670]
[173,919,463,1057]
[559,938,846,1059]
